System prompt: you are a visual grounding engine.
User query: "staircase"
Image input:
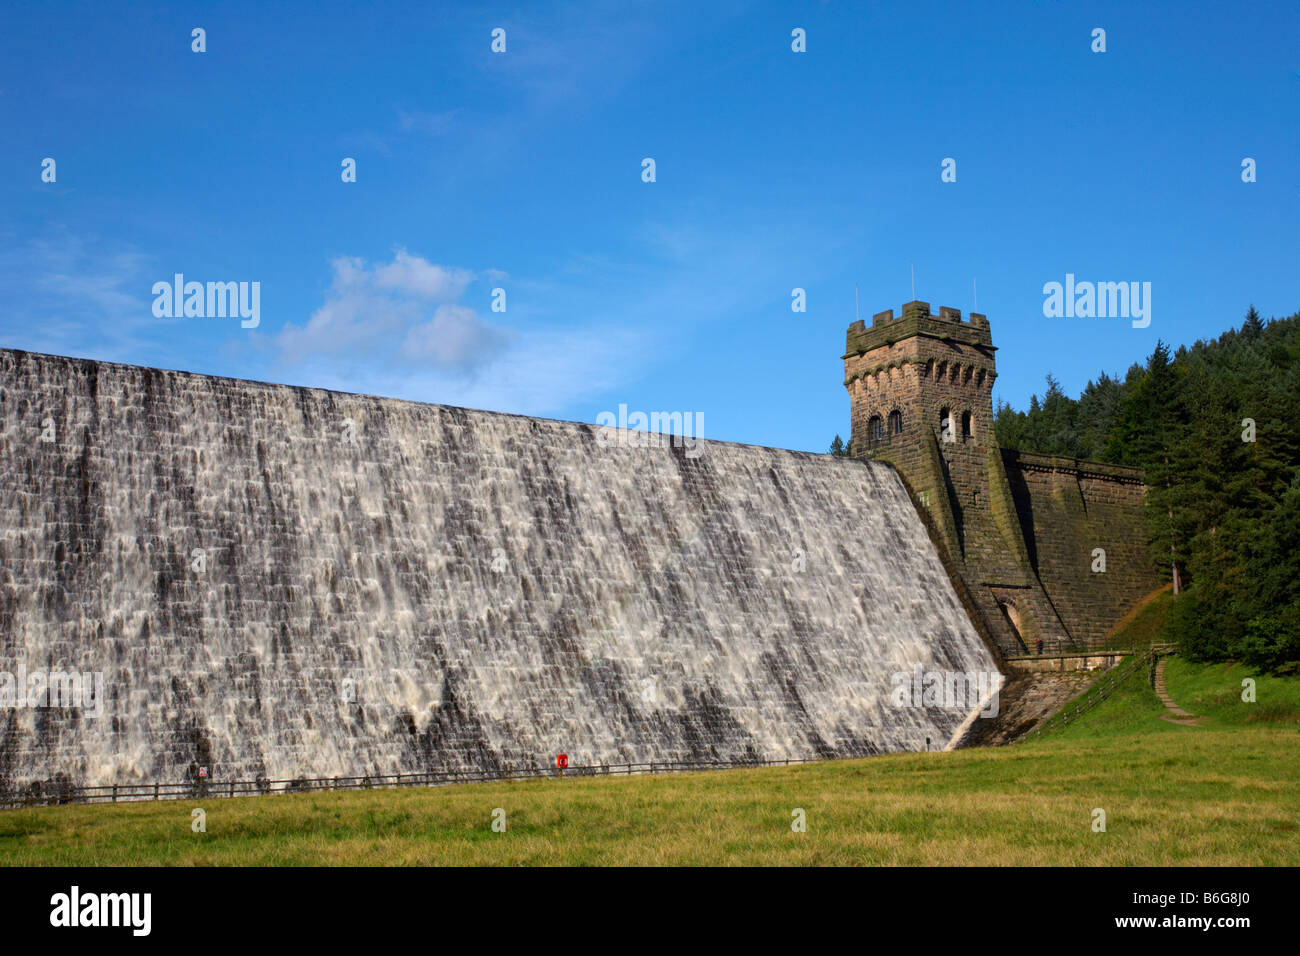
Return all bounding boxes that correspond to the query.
[1023,644,1177,741]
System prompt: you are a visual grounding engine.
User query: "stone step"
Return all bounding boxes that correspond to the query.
[1154,657,1196,718]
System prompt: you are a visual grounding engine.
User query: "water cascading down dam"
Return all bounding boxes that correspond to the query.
[0,348,1000,796]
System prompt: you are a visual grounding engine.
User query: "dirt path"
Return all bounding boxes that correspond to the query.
[1154,657,1201,726]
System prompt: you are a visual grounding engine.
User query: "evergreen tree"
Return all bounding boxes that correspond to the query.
[994,398,1031,451]
[1073,373,1120,460]
[994,307,1300,669]
[1243,304,1264,338]
[1127,342,1190,591]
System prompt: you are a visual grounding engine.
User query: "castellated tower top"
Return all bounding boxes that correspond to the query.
[844,300,992,359]
[842,299,999,470]
[843,299,998,460]
[842,300,993,457]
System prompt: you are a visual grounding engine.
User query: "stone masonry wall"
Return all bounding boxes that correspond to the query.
[844,303,1000,568]
[0,346,1001,792]
[1002,451,1164,646]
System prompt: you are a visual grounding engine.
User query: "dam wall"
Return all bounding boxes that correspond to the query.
[1002,451,1164,647]
[0,349,999,794]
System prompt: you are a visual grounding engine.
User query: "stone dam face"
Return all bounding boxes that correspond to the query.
[0,349,1000,793]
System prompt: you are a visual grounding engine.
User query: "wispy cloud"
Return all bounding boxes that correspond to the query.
[265,249,654,418]
[352,4,667,163]
[374,250,473,300]
[401,304,505,368]
[396,107,459,135]
[477,6,669,113]
[275,249,501,370]
[0,229,165,361]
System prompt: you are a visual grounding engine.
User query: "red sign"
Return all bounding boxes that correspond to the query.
[198,767,208,778]
[556,754,568,769]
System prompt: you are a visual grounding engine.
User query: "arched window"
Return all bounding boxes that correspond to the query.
[961,410,973,441]
[868,415,884,444]
[939,407,953,443]
[888,410,903,435]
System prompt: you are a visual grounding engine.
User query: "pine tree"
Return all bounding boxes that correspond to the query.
[1243,304,1264,339]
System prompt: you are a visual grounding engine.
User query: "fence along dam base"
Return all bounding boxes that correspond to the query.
[0,348,1000,798]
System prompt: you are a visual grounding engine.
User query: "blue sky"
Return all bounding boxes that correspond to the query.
[3,0,1297,452]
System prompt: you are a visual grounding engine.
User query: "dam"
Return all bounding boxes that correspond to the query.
[0,347,1000,796]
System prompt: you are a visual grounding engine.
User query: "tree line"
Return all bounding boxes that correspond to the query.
[993,306,1300,671]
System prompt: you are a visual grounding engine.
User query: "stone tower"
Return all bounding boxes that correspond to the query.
[844,301,1072,655]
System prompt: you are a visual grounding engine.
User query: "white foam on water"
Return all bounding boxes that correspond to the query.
[0,351,999,789]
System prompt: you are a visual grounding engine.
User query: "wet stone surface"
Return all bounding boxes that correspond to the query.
[0,349,998,791]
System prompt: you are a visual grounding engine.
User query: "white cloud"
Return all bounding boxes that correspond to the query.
[401,303,507,370]
[276,321,638,420]
[275,250,498,370]
[264,248,654,417]
[373,250,473,301]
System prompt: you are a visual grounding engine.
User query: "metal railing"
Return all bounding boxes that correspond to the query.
[1005,640,1126,659]
[1022,644,1177,741]
[1005,631,1178,660]
[3,645,1180,808]
[1,757,827,810]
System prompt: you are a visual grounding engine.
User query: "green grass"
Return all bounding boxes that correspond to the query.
[1102,586,1174,650]
[2,598,1295,867]
[1,714,1296,865]
[1049,648,1300,741]
[1048,656,1179,740]
[1163,657,1300,726]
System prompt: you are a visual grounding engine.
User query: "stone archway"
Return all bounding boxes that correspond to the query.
[996,598,1027,654]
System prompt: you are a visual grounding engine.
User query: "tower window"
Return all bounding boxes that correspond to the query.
[888,410,903,435]
[939,408,953,443]
[868,415,884,444]
[961,410,973,441]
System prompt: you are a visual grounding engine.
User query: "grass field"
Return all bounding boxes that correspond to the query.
[1048,647,1300,742]
[1102,585,1174,649]
[1,651,1296,866]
